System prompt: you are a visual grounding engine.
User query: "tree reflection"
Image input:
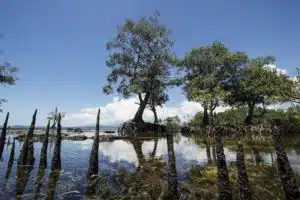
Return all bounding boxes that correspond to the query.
[46,114,62,200]
[150,138,158,159]
[163,121,179,200]
[0,112,9,159]
[46,170,61,200]
[4,138,15,185]
[131,139,146,171]
[236,141,252,200]
[215,128,232,200]
[34,120,50,199]
[50,114,62,171]
[86,109,100,195]
[272,126,299,200]
[16,110,37,199]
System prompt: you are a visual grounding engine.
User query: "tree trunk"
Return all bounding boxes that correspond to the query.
[0,112,9,159]
[87,109,100,178]
[151,105,159,124]
[209,107,214,126]
[215,128,233,200]
[205,140,213,166]
[202,106,209,127]
[236,142,252,200]
[133,93,150,123]
[51,114,62,171]
[244,103,254,125]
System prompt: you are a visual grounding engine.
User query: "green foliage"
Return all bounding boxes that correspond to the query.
[0,62,18,112]
[148,87,169,110]
[47,106,65,129]
[178,42,228,105]
[216,107,248,125]
[189,112,204,127]
[281,69,300,103]
[74,127,83,133]
[188,105,300,135]
[176,42,248,125]
[0,62,18,85]
[103,10,174,122]
[222,56,294,124]
[103,10,173,98]
[225,57,288,106]
[164,115,181,128]
[255,105,300,134]
[188,105,300,134]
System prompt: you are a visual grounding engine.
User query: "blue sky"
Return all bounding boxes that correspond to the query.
[0,0,299,126]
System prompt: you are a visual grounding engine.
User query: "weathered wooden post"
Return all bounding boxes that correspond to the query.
[39,120,50,169]
[0,112,9,159]
[46,114,62,200]
[18,109,37,166]
[16,110,37,199]
[51,113,62,171]
[87,108,100,177]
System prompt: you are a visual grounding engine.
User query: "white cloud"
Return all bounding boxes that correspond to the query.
[264,64,288,75]
[63,96,229,126]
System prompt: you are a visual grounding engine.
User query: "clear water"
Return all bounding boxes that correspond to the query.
[0,132,299,199]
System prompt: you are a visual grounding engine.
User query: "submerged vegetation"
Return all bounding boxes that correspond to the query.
[0,110,299,199]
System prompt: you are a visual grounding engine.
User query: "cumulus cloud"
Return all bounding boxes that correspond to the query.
[63,96,229,126]
[264,64,288,75]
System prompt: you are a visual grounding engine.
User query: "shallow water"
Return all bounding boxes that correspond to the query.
[0,132,299,199]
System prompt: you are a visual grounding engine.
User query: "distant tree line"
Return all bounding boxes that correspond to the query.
[188,105,300,135]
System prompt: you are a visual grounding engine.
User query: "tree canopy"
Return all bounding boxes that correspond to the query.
[223,56,294,125]
[103,11,174,123]
[280,68,300,104]
[175,41,248,126]
[102,11,299,127]
[0,61,18,112]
